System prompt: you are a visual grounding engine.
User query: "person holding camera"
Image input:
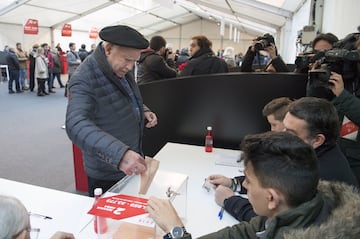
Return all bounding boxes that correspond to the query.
[240,33,289,72]
[136,35,177,85]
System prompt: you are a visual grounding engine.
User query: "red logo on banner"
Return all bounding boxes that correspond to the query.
[89,27,98,39]
[340,121,359,137]
[24,19,38,35]
[61,24,72,37]
[88,194,148,220]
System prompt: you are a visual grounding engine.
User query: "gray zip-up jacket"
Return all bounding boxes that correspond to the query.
[66,43,149,180]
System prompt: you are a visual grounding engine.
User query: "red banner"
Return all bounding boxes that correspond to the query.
[61,24,72,37]
[24,19,38,35]
[89,27,98,39]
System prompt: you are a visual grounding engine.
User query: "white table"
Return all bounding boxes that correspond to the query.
[154,142,241,238]
[0,178,94,239]
[0,143,243,239]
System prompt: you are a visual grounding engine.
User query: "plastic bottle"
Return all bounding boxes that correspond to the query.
[205,126,213,152]
[93,188,108,234]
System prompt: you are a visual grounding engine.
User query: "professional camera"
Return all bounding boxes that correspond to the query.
[294,53,315,73]
[309,49,360,89]
[254,33,275,51]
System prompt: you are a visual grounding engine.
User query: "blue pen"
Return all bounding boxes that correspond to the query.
[218,207,224,220]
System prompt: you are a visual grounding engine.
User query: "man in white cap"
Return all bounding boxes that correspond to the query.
[66,25,158,196]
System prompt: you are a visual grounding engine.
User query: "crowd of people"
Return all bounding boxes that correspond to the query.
[1,25,360,239]
[1,42,96,96]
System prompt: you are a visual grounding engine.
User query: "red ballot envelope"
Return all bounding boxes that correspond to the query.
[88,194,148,220]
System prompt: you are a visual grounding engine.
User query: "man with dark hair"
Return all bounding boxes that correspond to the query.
[78,44,89,62]
[179,35,228,76]
[283,97,358,186]
[207,96,358,223]
[262,97,293,132]
[311,32,339,52]
[136,35,177,84]
[146,131,360,239]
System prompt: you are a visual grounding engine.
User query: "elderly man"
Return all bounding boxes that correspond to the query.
[66,25,158,196]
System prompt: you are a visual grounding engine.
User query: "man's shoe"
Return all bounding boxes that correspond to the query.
[49,90,56,93]
[9,90,15,94]
[37,92,45,96]
[44,92,50,95]
[60,86,65,88]
[16,90,24,93]
[22,86,29,90]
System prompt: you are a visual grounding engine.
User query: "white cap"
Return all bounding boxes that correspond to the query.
[207,126,212,130]
[94,188,102,196]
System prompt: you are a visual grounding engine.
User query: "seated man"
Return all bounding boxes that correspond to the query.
[146,131,360,239]
[240,33,289,72]
[262,97,293,132]
[208,97,358,222]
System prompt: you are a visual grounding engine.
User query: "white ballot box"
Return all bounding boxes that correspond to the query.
[78,170,188,239]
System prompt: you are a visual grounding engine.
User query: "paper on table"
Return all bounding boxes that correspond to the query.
[214,151,243,169]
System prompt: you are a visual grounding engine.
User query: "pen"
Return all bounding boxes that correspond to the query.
[29,212,53,220]
[218,207,224,220]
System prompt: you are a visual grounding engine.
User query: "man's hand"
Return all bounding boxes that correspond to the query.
[118,150,147,175]
[146,196,184,233]
[264,43,277,59]
[144,111,158,128]
[215,185,235,207]
[328,72,345,97]
[207,174,232,188]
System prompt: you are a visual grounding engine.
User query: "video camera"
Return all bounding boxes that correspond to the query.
[254,33,275,51]
[309,48,360,88]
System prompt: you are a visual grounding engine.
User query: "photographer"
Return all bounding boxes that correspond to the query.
[136,35,177,85]
[295,33,339,73]
[240,33,289,72]
[307,35,360,184]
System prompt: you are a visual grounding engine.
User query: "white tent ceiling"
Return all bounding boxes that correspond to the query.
[0,0,305,37]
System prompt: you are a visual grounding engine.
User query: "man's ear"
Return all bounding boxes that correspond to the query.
[104,43,112,56]
[267,188,281,210]
[310,133,326,149]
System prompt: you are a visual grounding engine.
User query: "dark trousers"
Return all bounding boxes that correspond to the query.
[8,70,20,91]
[87,176,119,197]
[53,72,64,87]
[37,78,46,94]
[29,65,35,91]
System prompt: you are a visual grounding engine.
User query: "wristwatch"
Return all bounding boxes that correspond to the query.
[163,226,186,239]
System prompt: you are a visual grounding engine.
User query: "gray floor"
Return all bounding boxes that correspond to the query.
[0,75,80,194]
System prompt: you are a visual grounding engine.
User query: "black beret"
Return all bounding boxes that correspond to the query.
[99,25,149,49]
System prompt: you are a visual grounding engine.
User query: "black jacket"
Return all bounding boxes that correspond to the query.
[224,142,358,222]
[6,51,20,71]
[137,50,177,85]
[179,48,228,76]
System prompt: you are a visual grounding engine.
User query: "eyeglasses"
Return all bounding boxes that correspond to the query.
[27,227,40,239]
[13,227,40,239]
